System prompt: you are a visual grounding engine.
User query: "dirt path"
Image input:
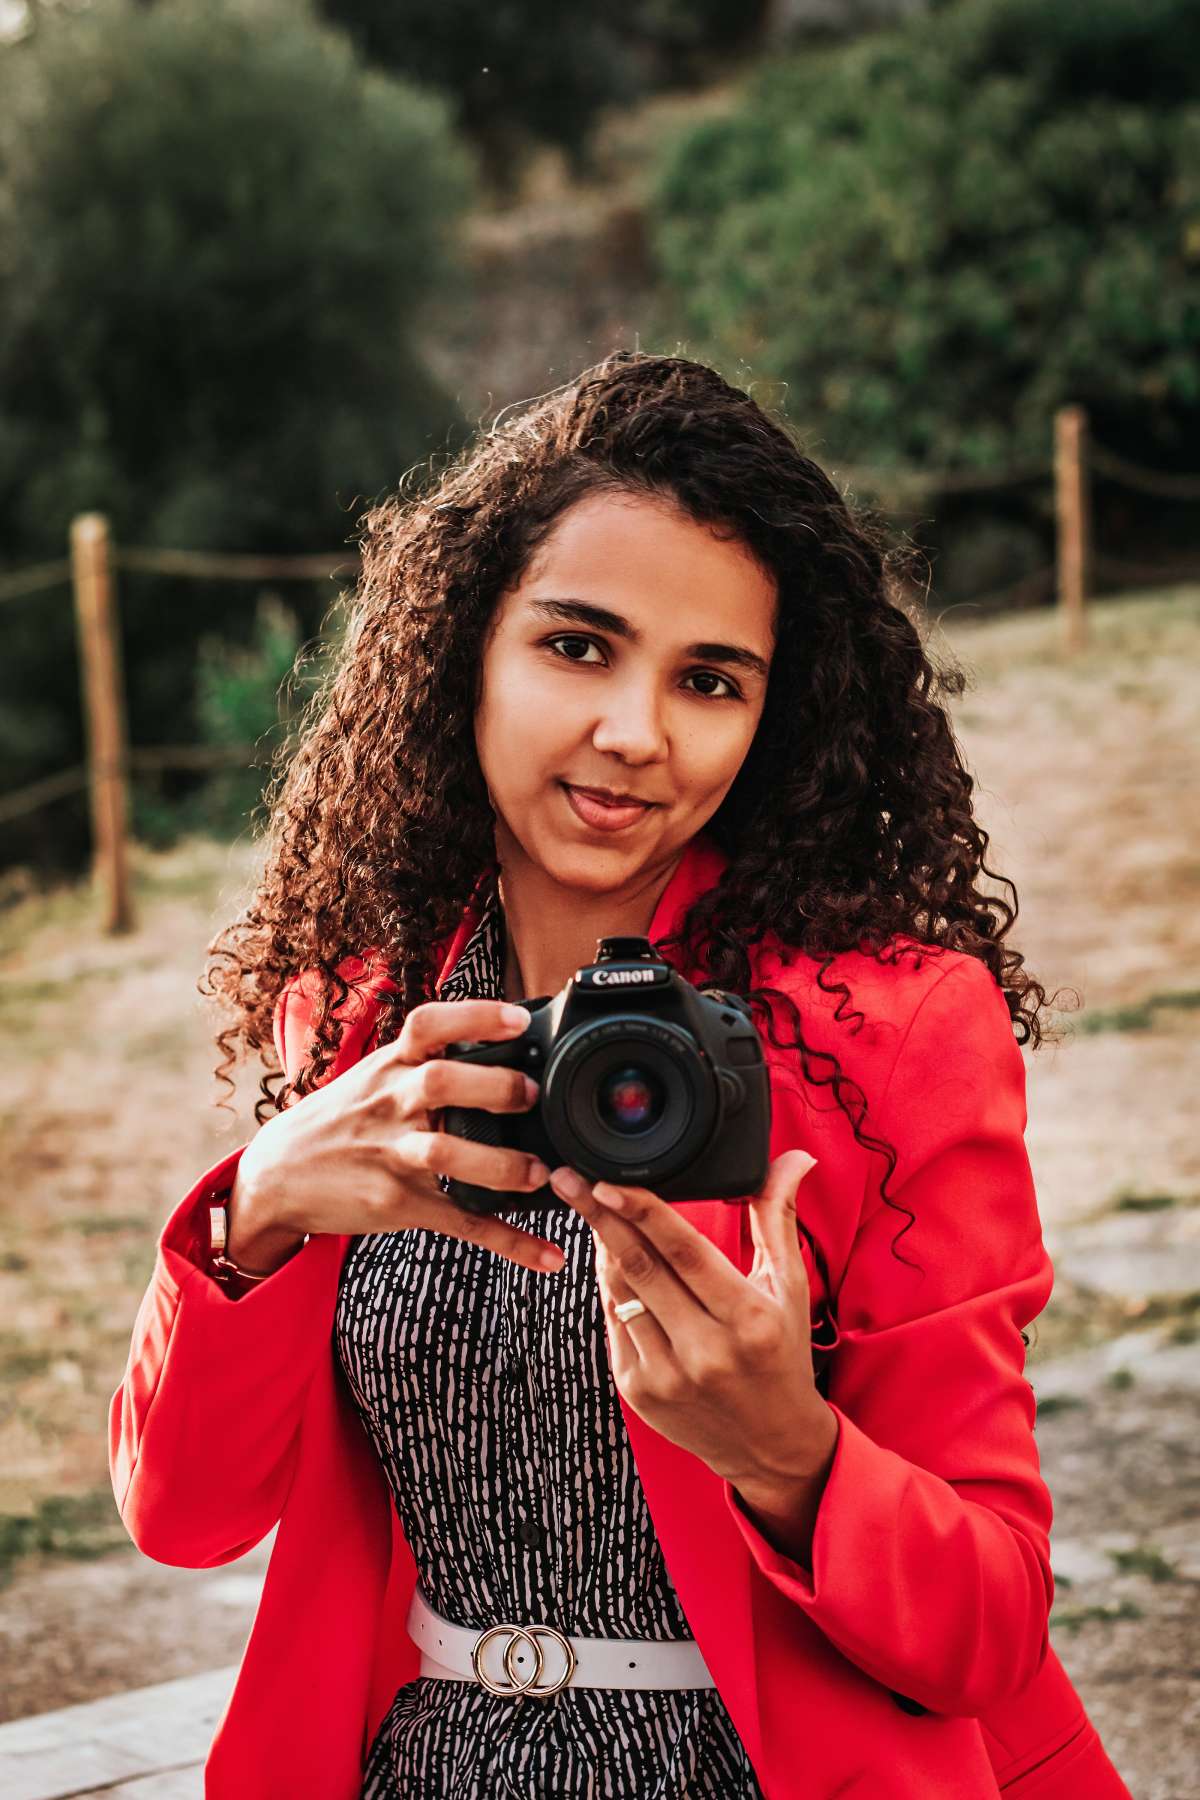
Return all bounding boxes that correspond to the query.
[2,588,1197,1796]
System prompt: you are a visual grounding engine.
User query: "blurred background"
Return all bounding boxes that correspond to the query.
[0,1,1196,1794]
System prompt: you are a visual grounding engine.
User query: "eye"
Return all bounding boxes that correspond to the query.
[545,633,604,665]
[542,635,743,701]
[684,669,742,701]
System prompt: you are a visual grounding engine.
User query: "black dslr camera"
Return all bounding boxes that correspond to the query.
[439,935,771,1215]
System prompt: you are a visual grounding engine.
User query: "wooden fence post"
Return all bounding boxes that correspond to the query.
[70,513,134,933]
[1055,405,1091,654]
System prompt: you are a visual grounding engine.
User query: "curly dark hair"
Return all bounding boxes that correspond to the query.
[201,349,1052,1269]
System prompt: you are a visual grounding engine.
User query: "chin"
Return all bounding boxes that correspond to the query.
[518,821,646,883]
[546,843,643,885]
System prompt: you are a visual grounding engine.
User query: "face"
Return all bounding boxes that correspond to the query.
[473,488,777,893]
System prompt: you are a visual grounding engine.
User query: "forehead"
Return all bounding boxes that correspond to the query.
[507,490,777,640]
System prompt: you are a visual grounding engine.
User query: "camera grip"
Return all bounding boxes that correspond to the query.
[439,1102,558,1217]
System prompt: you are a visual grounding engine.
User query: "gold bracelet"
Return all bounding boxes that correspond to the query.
[208,1199,308,1285]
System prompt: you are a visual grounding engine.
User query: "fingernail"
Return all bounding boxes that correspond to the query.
[538,1245,565,1273]
[523,1075,540,1103]
[592,1182,627,1211]
[502,1004,532,1028]
[528,1160,552,1186]
[550,1166,588,1201]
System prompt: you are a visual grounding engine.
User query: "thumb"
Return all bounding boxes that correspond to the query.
[747,1150,818,1288]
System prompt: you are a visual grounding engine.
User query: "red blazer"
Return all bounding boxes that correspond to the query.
[109,830,1132,1798]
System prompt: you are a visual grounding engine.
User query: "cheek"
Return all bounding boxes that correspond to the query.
[476,659,570,783]
[678,713,761,787]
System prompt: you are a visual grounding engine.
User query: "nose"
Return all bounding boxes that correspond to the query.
[589,676,669,767]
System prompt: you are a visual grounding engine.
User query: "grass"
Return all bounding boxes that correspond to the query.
[0,1342,53,1381]
[1108,1545,1179,1583]
[1051,1600,1145,1635]
[1133,1291,1200,1328]
[1035,1393,1087,1419]
[68,1214,149,1237]
[1075,988,1200,1035]
[0,833,264,1586]
[1025,1273,1158,1361]
[0,1490,132,1591]
[947,583,1200,677]
[0,866,105,957]
[1027,1283,1200,1366]
[0,961,159,1012]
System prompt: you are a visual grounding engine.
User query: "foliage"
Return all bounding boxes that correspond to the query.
[0,1489,132,1589]
[319,0,769,191]
[134,591,333,847]
[0,0,471,869]
[194,594,310,758]
[647,0,1200,472]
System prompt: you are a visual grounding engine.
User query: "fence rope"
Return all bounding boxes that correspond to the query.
[1090,445,1200,501]
[4,421,1199,835]
[0,560,71,605]
[0,764,88,824]
[4,441,1197,605]
[907,566,1057,625]
[116,547,361,581]
[1092,551,1200,585]
[836,458,1051,498]
[0,745,260,823]
[129,743,264,771]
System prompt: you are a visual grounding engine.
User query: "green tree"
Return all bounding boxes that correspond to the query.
[0,0,472,869]
[647,0,1200,473]
[319,0,769,196]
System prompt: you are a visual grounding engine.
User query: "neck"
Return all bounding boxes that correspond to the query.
[494,824,686,1003]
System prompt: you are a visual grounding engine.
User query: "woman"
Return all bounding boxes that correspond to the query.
[109,351,1132,1797]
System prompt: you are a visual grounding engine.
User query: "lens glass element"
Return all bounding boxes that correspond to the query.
[595,1064,666,1136]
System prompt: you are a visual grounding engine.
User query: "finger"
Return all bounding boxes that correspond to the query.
[593,1232,674,1371]
[397,1127,550,1197]
[557,1174,723,1347]
[551,1168,750,1327]
[406,1194,565,1275]
[747,1151,818,1293]
[407,1056,538,1120]
[393,998,532,1065]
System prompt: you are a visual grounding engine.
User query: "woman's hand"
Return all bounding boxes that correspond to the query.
[547,1151,835,1494]
[227,998,565,1275]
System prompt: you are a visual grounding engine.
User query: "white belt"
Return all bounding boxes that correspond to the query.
[406,1581,717,1697]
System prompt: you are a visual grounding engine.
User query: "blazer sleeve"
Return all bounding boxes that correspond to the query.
[723,953,1055,1717]
[107,973,366,1569]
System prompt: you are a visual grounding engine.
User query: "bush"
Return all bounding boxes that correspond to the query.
[647,0,1200,473]
[0,0,472,870]
[132,591,335,846]
[320,0,770,191]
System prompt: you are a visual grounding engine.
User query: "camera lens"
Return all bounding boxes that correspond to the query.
[595,1064,666,1136]
[543,1016,716,1182]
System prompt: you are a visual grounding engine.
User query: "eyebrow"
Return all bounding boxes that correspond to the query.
[524,598,772,683]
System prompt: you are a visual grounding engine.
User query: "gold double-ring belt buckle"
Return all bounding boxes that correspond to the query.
[470,1620,578,1698]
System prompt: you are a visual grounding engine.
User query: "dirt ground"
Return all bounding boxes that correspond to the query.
[1,586,1197,1797]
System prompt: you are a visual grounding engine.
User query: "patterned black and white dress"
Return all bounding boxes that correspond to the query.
[334,877,764,1799]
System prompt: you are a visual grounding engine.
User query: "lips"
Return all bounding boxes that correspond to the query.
[560,783,658,833]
